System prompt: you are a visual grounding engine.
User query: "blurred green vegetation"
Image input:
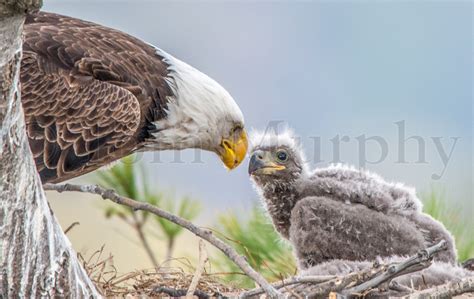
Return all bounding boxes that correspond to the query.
[97,156,159,220]
[94,155,201,267]
[421,189,474,262]
[212,206,296,288]
[154,196,201,261]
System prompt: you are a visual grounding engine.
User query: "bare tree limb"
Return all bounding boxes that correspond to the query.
[341,240,447,297]
[407,276,474,298]
[245,241,458,299]
[240,275,335,297]
[43,183,280,298]
[298,266,380,298]
[64,222,80,235]
[186,239,208,298]
[152,286,218,299]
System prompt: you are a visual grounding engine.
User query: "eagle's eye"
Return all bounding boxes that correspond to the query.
[276,149,289,162]
[233,124,243,133]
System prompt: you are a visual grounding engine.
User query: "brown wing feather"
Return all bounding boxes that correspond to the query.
[21,11,174,183]
[22,51,141,183]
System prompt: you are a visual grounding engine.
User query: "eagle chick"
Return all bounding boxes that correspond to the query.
[248,129,456,270]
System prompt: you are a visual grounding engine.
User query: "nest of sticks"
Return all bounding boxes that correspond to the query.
[80,241,474,298]
[79,245,242,298]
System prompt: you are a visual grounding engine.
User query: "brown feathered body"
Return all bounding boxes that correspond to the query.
[21,12,174,183]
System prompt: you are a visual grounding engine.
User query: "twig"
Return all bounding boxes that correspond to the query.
[44,183,280,298]
[301,266,381,298]
[341,240,447,297]
[152,286,225,299]
[64,221,80,234]
[388,281,413,294]
[406,276,474,298]
[240,275,335,297]
[187,239,209,298]
[258,241,452,298]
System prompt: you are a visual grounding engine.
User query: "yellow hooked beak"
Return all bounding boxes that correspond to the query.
[219,129,248,170]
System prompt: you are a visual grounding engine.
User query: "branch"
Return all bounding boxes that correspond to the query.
[186,239,208,298]
[240,275,335,297]
[299,266,380,298]
[268,241,453,298]
[152,286,216,299]
[341,240,447,296]
[44,183,280,298]
[408,276,474,298]
[64,221,80,234]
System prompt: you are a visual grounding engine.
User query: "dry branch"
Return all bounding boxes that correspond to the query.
[290,266,379,298]
[44,183,280,298]
[186,240,209,298]
[341,240,447,297]
[240,275,335,297]
[64,221,80,234]
[408,276,474,298]
[289,241,448,298]
[243,240,470,299]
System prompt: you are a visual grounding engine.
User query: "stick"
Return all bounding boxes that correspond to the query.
[64,221,80,234]
[302,266,381,298]
[341,240,447,297]
[152,286,216,299]
[269,241,451,298]
[407,276,474,298]
[44,183,280,298]
[240,275,335,297]
[186,239,208,298]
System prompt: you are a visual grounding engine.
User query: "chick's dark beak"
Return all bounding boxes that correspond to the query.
[248,151,265,175]
[248,150,286,176]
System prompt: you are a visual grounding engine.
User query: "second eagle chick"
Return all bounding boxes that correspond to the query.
[248,129,456,270]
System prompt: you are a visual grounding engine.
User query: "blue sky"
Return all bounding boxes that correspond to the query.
[44,1,472,217]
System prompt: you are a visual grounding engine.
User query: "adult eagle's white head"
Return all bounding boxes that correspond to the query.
[21,12,248,183]
[147,47,247,169]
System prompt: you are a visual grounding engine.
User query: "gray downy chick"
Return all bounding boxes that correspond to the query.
[248,129,456,270]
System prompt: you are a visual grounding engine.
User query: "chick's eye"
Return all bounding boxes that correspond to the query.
[276,150,288,162]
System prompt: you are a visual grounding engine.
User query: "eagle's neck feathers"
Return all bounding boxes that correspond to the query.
[255,178,301,239]
[144,46,243,152]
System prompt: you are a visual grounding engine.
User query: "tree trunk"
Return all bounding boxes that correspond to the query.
[0,3,99,297]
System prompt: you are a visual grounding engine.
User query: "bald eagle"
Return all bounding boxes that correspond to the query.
[248,129,456,270]
[21,12,248,183]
